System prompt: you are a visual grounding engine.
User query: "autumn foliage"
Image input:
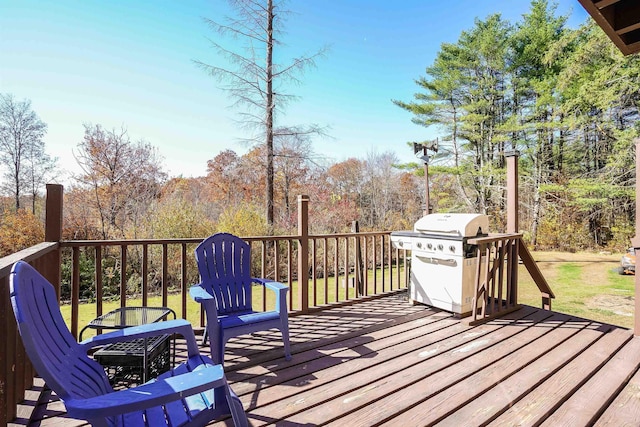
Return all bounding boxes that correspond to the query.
[4,3,640,259]
[0,209,44,257]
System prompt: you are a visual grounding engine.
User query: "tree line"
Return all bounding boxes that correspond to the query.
[395,0,640,251]
[0,114,422,257]
[2,0,640,261]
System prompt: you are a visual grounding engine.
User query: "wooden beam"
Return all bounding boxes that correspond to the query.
[578,0,640,55]
[633,139,640,336]
[44,184,63,242]
[611,3,640,35]
[518,241,556,301]
[627,40,640,53]
[595,0,622,9]
[617,22,640,36]
[506,151,519,234]
[44,184,63,292]
[297,195,309,312]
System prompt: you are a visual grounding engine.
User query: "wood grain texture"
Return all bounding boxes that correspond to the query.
[22,293,640,427]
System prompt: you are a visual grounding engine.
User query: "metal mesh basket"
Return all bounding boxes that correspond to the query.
[94,334,171,387]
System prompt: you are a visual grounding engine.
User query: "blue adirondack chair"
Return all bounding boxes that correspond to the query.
[9,261,248,427]
[190,233,291,365]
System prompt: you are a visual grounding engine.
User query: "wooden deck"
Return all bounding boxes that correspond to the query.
[14,291,640,426]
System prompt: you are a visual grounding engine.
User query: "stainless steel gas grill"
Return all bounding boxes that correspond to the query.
[391,213,489,316]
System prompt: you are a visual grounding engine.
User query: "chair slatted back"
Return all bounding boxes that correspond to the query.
[10,262,113,402]
[194,233,253,314]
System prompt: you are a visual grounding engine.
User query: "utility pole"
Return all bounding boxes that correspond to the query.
[632,139,640,335]
[422,146,430,216]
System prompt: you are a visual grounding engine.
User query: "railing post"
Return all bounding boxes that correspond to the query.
[631,139,640,336]
[45,184,63,299]
[297,195,309,312]
[510,237,519,307]
[351,221,364,296]
[505,151,519,234]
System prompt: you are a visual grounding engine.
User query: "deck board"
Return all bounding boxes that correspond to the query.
[230,315,459,397]
[432,314,594,426]
[321,308,553,427]
[388,311,579,427]
[20,292,640,427]
[489,326,629,426]
[540,335,640,426]
[594,366,640,427]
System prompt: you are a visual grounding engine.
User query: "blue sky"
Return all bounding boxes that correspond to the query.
[1,1,589,182]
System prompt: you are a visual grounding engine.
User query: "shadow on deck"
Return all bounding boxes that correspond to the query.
[14,291,640,426]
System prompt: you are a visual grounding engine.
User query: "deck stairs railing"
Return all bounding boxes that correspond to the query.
[468,233,555,324]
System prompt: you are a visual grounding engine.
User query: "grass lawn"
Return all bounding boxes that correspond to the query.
[65,251,635,335]
[63,265,409,338]
[518,251,634,329]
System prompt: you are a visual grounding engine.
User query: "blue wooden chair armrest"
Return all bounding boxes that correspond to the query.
[252,279,288,311]
[79,319,200,356]
[190,285,219,320]
[64,362,227,420]
[190,284,215,303]
[253,278,288,291]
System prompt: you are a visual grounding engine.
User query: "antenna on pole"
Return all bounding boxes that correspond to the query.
[411,139,438,215]
[413,139,438,163]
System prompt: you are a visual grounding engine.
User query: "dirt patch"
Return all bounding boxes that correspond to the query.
[530,251,619,263]
[532,251,620,287]
[580,261,619,287]
[588,294,634,318]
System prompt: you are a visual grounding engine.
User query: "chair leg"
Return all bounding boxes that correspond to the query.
[281,323,291,361]
[225,386,249,427]
[216,336,226,366]
[206,327,223,365]
[202,326,208,346]
[212,379,248,427]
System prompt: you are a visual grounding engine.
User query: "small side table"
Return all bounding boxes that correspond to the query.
[80,306,176,340]
[82,306,177,384]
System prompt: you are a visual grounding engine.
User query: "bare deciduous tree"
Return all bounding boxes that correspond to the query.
[274,128,316,221]
[362,150,402,229]
[74,124,167,239]
[0,93,52,211]
[195,0,326,227]
[24,144,58,214]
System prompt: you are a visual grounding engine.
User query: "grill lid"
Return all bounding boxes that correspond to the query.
[413,213,489,238]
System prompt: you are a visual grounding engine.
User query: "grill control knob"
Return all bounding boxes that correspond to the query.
[427,243,433,249]
[417,242,422,249]
[449,245,456,252]
[437,244,443,251]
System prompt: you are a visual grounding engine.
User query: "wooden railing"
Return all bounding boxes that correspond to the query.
[0,188,408,425]
[58,232,407,339]
[467,233,555,324]
[0,243,60,425]
[519,240,555,311]
[1,184,65,424]
[468,234,521,324]
[2,185,556,423]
